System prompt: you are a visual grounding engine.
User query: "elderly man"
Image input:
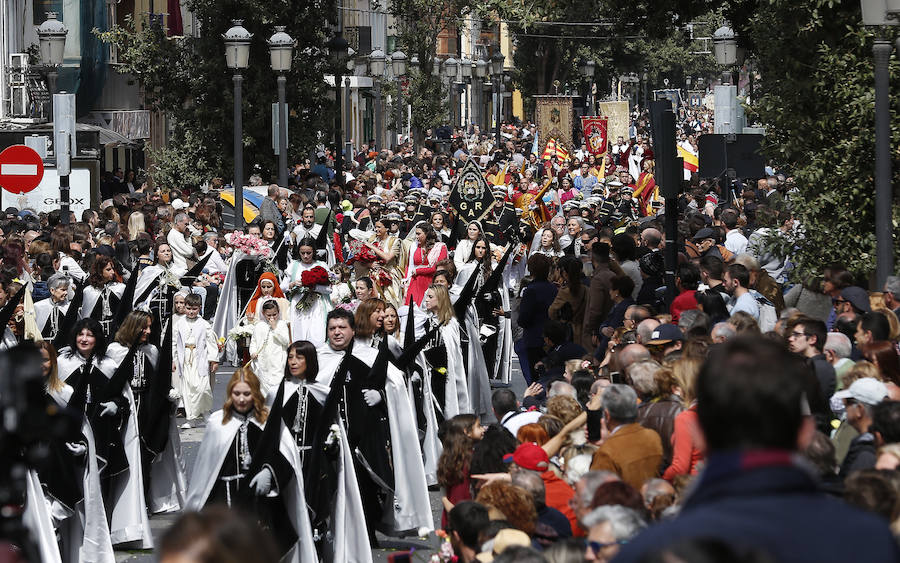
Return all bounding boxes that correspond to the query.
[710,321,736,343]
[583,505,646,562]
[166,212,195,276]
[615,338,900,563]
[824,332,855,389]
[883,275,900,317]
[590,384,663,489]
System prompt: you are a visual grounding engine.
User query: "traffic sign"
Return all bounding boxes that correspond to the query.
[0,145,45,194]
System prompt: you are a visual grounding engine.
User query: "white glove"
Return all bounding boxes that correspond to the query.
[99,401,118,417]
[362,389,382,407]
[65,442,87,456]
[410,372,422,385]
[168,388,182,402]
[249,467,273,496]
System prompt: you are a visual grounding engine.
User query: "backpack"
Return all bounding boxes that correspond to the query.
[750,290,777,332]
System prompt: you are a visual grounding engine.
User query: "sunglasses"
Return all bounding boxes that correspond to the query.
[588,539,627,554]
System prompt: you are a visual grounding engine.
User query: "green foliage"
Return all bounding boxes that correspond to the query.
[145,127,217,190]
[505,1,716,97]
[728,0,900,282]
[95,1,336,189]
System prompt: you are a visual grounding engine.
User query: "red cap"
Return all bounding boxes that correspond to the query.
[512,443,550,472]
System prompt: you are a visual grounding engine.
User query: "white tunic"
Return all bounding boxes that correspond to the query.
[250,319,291,397]
[174,316,218,420]
[281,260,332,348]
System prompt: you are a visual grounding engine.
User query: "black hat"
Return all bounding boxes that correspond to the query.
[639,251,664,278]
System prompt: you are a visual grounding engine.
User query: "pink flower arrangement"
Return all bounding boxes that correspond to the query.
[225,232,272,258]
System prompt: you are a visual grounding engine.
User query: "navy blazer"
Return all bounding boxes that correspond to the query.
[517,280,558,348]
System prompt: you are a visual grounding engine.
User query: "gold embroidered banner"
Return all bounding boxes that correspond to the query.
[598,101,630,144]
[535,96,573,155]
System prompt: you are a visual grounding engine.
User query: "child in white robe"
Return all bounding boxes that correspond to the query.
[174,293,219,428]
[249,300,291,397]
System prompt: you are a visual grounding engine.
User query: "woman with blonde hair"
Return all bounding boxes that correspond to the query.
[663,357,704,481]
[126,211,146,241]
[186,366,316,562]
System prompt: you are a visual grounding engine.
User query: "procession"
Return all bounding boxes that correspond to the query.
[2,1,900,563]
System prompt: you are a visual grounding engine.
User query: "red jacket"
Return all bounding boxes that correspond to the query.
[541,470,579,535]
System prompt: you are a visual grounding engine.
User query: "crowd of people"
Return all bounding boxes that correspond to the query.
[7,106,900,563]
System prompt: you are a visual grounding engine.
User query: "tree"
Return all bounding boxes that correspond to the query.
[727,0,900,282]
[97,1,337,189]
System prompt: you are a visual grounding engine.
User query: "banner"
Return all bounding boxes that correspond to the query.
[449,159,494,223]
[581,116,609,156]
[597,101,630,145]
[535,95,574,156]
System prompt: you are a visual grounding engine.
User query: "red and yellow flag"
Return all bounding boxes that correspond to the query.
[678,145,699,173]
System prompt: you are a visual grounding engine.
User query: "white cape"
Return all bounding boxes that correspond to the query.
[186,410,317,563]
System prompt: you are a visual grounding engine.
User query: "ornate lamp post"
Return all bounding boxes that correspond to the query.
[579,59,596,114]
[326,34,349,187]
[223,20,252,229]
[369,49,386,150]
[860,0,899,286]
[491,49,504,147]
[391,50,407,146]
[267,26,294,188]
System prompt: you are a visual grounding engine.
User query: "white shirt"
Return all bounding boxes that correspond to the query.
[502,410,542,438]
[166,228,194,276]
[724,229,749,256]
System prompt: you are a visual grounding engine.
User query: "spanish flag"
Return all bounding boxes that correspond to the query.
[678,145,699,173]
[555,143,570,161]
[541,138,557,160]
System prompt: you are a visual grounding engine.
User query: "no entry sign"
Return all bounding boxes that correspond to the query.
[0,145,45,194]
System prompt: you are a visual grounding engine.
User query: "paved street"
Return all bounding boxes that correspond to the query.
[114,356,526,562]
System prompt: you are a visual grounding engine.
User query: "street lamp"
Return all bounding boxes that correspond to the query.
[579,59,596,114]
[36,11,68,221]
[491,49,504,147]
[369,49,386,150]
[474,58,488,130]
[268,26,294,188]
[459,56,472,129]
[326,34,349,188]
[36,12,67,110]
[223,20,251,230]
[444,57,458,128]
[860,0,899,287]
[392,50,407,147]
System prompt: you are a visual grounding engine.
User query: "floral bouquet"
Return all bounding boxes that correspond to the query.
[227,323,254,342]
[346,238,377,265]
[225,232,272,258]
[286,266,330,312]
[369,264,394,287]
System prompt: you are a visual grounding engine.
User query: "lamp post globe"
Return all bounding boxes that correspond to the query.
[490,50,504,76]
[223,20,252,70]
[369,49,386,76]
[325,34,349,67]
[712,25,737,66]
[36,12,68,67]
[267,26,294,72]
[391,50,407,76]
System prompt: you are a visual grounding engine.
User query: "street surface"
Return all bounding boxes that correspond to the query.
[114,357,526,561]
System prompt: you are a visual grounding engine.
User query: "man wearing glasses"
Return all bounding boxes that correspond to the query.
[787,317,836,434]
[582,504,646,562]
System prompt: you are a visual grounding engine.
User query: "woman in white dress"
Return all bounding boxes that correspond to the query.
[250,300,291,396]
[281,236,332,347]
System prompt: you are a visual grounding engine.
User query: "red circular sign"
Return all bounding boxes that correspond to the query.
[0,145,45,194]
